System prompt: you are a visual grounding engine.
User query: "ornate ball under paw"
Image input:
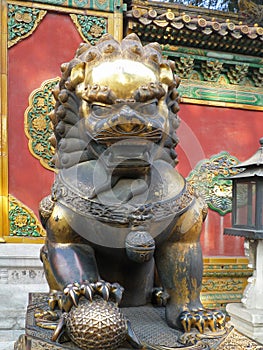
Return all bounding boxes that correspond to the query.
[125,229,155,263]
[65,296,127,350]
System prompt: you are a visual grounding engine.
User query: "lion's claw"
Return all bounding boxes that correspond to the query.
[34,308,60,331]
[79,282,94,301]
[48,291,64,311]
[110,282,124,304]
[152,287,170,306]
[179,309,228,334]
[61,280,124,312]
[64,282,81,308]
[90,280,124,303]
[93,280,111,301]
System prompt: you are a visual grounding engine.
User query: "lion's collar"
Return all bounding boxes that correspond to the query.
[52,161,195,224]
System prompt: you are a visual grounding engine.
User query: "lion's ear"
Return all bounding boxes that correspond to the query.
[70,62,85,88]
[159,63,174,87]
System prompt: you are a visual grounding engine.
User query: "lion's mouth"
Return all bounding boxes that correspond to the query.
[99,139,154,169]
[94,126,163,144]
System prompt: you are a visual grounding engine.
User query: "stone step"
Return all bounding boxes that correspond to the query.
[0,341,15,350]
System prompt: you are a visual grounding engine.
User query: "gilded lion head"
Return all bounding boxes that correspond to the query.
[50,34,181,169]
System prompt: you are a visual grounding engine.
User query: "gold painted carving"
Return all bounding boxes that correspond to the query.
[25,77,59,172]
[201,258,252,310]
[217,327,262,349]
[0,0,9,242]
[8,4,47,48]
[202,279,244,293]
[9,194,46,237]
[69,13,107,43]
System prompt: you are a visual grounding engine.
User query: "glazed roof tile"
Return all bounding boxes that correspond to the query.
[127,0,263,56]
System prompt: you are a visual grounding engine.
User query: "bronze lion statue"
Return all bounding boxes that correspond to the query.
[39,34,225,348]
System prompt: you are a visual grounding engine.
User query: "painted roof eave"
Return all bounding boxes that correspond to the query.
[127,0,263,56]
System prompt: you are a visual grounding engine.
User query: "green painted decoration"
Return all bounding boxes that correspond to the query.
[200,292,244,308]
[25,78,59,171]
[70,14,107,44]
[8,4,47,48]
[162,47,263,67]
[187,152,241,215]
[161,47,263,106]
[179,81,263,107]
[9,195,45,237]
[25,0,115,12]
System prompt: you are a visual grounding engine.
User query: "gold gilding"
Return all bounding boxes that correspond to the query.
[159,63,174,87]
[35,34,228,343]
[70,62,85,88]
[0,0,8,241]
[86,59,158,99]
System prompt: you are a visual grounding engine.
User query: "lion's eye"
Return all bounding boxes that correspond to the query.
[136,101,158,115]
[91,104,111,117]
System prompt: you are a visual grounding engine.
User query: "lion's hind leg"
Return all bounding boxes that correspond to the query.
[155,197,205,330]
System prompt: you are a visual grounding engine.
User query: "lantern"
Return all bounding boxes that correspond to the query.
[225,139,263,343]
[224,138,263,239]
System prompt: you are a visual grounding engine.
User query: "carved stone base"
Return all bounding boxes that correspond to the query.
[14,293,263,350]
[227,303,263,345]
[0,244,48,341]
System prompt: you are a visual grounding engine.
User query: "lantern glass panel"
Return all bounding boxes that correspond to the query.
[259,181,263,229]
[251,182,256,226]
[235,181,256,227]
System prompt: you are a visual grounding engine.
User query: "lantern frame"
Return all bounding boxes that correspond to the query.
[224,138,263,239]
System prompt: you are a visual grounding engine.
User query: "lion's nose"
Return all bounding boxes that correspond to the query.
[115,123,142,133]
[111,105,145,133]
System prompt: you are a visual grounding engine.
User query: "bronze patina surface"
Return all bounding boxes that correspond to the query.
[33,34,231,349]
[15,293,263,350]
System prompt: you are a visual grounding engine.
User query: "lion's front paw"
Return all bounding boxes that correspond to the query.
[61,280,124,312]
[179,309,229,334]
[92,280,124,303]
[151,287,170,306]
[48,290,64,311]
[34,307,60,330]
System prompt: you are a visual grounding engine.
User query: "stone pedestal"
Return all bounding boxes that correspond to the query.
[226,240,263,345]
[15,293,248,350]
[226,303,263,344]
[13,292,263,350]
[0,244,48,345]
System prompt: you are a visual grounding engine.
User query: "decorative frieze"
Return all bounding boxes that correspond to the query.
[0,244,48,334]
[19,0,117,12]
[201,258,253,310]
[164,49,261,88]
[173,56,194,79]
[187,152,241,216]
[227,64,249,85]
[178,79,263,108]
[9,195,46,237]
[201,60,223,82]
[70,14,107,43]
[0,268,45,285]
[8,4,47,48]
[0,269,9,283]
[127,1,263,110]
[25,78,59,172]
[251,67,263,87]
[7,2,120,48]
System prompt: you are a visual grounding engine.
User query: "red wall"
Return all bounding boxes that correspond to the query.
[177,104,263,177]
[8,12,82,217]
[176,104,263,256]
[8,12,263,256]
